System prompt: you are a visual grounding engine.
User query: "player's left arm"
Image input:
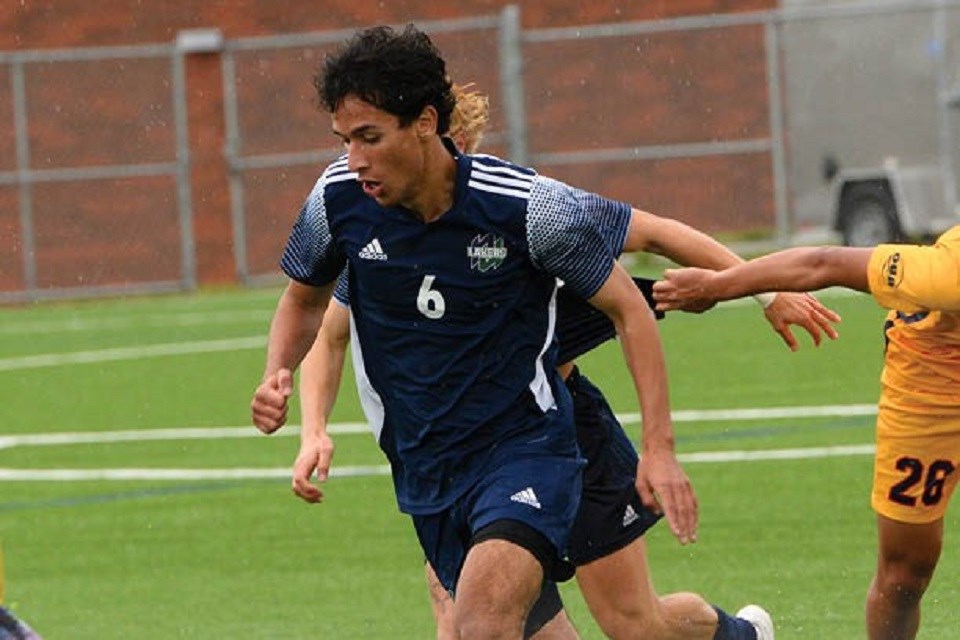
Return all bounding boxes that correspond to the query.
[291,300,350,503]
[588,261,697,545]
[655,246,872,308]
[623,208,840,349]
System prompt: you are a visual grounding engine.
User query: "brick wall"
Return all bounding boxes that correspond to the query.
[2,0,777,295]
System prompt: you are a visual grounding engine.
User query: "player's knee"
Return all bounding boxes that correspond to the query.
[591,602,662,640]
[456,605,525,639]
[876,559,937,607]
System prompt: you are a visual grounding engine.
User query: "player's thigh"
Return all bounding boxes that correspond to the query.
[457,536,544,621]
[871,407,960,525]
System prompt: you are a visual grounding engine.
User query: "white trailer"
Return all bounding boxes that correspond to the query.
[781,0,960,245]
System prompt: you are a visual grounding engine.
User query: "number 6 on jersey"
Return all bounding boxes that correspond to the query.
[417,275,446,319]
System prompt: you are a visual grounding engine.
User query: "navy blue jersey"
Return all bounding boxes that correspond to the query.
[281,146,630,513]
[555,277,664,364]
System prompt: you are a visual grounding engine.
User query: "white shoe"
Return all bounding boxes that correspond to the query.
[736,604,774,640]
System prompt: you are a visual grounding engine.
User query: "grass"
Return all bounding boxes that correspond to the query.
[1,287,956,638]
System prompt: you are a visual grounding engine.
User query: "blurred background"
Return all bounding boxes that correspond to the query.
[1,0,958,304]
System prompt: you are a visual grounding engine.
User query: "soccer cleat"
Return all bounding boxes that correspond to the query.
[736,604,774,640]
[0,605,42,640]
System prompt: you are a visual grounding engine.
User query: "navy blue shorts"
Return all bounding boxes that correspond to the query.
[566,367,662,565]
[413,449,583,592]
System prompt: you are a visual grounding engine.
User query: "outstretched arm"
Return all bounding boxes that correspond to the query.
[291,300,351,503]
[589,261,697,545]
[654,246,873,310]
[625,209,841,349]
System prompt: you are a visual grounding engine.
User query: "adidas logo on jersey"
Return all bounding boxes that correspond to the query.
[509,487,542,509]
[359,238,388,261]
[622,504,639,527]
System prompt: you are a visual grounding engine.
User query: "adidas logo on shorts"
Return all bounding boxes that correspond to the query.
[509,487,542,509]
[622,504,640,527]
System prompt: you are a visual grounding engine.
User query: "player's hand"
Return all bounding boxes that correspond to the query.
[251,368,294,434]
[635,448,698,545]
[291,430,335,503]
[763,292,842,351]
[652,268,717,313]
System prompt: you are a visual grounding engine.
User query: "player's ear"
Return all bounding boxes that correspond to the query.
[416,105,439,139]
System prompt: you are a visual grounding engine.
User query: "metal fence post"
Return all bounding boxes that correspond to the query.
[220,48,249,284]
[11,60,37,292]
[171,49,198,290]
[498,5,528,166]
[764,16,791,248]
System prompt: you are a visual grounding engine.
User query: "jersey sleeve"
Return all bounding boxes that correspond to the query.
[526,176,621,299]
[868,228,960,313]
[332,267,350,307]
[571,187,632,255]
[279,177,346,286]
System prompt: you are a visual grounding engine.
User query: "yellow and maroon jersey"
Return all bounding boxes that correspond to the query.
[867,225,960,414]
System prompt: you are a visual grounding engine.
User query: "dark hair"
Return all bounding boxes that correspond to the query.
[315,25,456,134]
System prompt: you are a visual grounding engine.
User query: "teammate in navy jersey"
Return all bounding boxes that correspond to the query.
[251,25,836,639]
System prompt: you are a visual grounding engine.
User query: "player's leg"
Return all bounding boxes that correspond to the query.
[567,367,770,639]
[576,537,764,640]
[525,581,579,639]
[866,407,960,640]
[865,515,943,640]
[455,532,547,638]
[427,558,579,640]
[453,443,582,639]
[425,561,458,640]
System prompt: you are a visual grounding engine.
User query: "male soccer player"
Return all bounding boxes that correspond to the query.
[251,24,698,638]
[653,226,960,640]
[258,45,838,636]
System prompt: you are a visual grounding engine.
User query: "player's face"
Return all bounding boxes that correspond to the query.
[332,95,430,209]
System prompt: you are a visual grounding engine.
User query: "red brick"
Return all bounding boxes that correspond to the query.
[30,177,181,288]
[0,186,23,291]
[2,0,779,294]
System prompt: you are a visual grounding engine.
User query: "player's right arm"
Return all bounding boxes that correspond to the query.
[253,175,345,435]
[252,279,334,434]
[292,300,351,503]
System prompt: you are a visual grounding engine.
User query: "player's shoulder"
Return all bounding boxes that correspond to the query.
[467,153,580,209]
[309,155,364,207]
[465,153,539,202]
[937,224,960,248]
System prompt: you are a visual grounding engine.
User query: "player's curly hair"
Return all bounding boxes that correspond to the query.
[449,83,490,154]
[316,24,456,135]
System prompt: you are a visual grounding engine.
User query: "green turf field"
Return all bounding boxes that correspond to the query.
[1,287,957,638]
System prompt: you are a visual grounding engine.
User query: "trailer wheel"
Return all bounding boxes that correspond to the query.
[839,183,900,247]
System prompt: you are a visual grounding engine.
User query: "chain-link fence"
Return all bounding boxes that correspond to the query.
[2,0,957,302]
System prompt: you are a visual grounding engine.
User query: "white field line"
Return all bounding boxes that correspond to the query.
[0,423,369,450]
[0,465,391,481]
[0,404,878,481]
[0,309,273,335]
[0,336,265,371]
[0,404,877,451]
[0,445,876,482]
